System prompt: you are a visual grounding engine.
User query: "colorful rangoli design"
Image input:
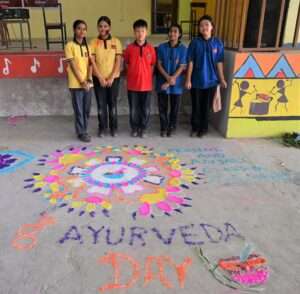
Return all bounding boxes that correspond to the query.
[24,145,203,219]
[197,247,270,291]
[0,150,34,174]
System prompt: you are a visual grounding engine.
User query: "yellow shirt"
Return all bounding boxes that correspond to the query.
[65,41,91,89]
[90,36,123,79]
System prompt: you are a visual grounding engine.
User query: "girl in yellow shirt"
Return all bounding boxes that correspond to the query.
[65,20,93,142]
[90,16,123,137]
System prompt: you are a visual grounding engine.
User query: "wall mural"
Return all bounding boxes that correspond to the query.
[227,52,300,137]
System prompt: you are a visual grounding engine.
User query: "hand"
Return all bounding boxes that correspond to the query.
[99,77,107,87]
[106,76,115,88]
[169,76,176,86]
[185,80,192,90]
[161,83,170,91]
[220,79,227,89]
[80,81,89,90]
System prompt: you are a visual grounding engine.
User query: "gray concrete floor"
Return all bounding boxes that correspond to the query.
[0,116,300,294]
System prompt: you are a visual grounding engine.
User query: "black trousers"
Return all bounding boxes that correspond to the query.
[93,77,120,131]
[191,86,217,132]
[157,93,181,131]
[70,89,92,136]
[128,91,151,131]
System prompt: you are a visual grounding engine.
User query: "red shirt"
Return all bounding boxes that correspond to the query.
[124,41,157,91]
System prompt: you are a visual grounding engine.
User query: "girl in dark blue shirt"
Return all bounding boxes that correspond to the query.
[186,15,227,137]
[156,24,187,137]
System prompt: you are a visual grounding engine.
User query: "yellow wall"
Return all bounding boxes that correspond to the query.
[8,0,151,39]
[7,0,220,39]
[283,0,300,44]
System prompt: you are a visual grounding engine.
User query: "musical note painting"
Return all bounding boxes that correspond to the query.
[0,53,66,78]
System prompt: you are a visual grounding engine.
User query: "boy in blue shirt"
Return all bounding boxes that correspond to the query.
[156,24,187,137]
[186,15,227,137]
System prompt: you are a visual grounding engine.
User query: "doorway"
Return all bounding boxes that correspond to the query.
[152,0,179,34]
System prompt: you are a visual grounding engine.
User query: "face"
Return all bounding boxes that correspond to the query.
[199,19,213,38]
[169,26,181,42]
[74,23,87,39]
[98,20,110,37]
[134,27,147,42]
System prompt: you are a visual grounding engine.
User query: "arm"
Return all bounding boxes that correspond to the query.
[68,60,88,89]
[172,64,186,79]
[90,55,107,87]
[185,61,193,89]
[217,62,227,88]
[107,55,122,87]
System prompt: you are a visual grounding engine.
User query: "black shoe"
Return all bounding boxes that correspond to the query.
[98,130,104,138]
[111,129,118,137]
[160,131,167,137]
[167,129,174,137]
[131,130,138,137]
[139,130,147,138]
[190,130,197,137]
[197,131,204,138]
[78,134,91,143]
[197,130,208,138]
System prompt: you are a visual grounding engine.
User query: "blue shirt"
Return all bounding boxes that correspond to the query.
[156,42,187,95]
[187,37,224,89]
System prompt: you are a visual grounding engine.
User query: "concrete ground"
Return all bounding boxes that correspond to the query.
[0,115,299,294]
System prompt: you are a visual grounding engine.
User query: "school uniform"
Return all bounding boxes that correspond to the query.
[90,35,122,134]
[124,41,157,133]
[187,36,224,133]
[65,40,92,137]
[156,41,187,132]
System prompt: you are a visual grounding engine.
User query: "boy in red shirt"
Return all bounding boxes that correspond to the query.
[124,19,157,138]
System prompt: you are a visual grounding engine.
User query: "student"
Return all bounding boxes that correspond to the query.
[65,20,93,143]
[156,24,187,137]
[90,16,122,137]
[185,15,227,137]
[124,19,157,138]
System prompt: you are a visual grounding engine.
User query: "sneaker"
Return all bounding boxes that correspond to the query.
[78,134,91,143]
[131,130,138,137]
[160,131,167,138]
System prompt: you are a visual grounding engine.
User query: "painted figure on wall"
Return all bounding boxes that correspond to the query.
[230,81,257,114]
[270,79,292,112]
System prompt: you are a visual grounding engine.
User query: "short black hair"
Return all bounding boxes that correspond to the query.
[198,14,215,37]
[198,14,215,27]
[133,19,148,29]
[97,16,111,26]
[168,23,183,40]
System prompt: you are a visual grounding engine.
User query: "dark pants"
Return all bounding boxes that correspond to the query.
[128,91,151,131]
[191,86,217,132]
[93,77,120,131]
[157,93,181,131]
[70,89,92,136]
